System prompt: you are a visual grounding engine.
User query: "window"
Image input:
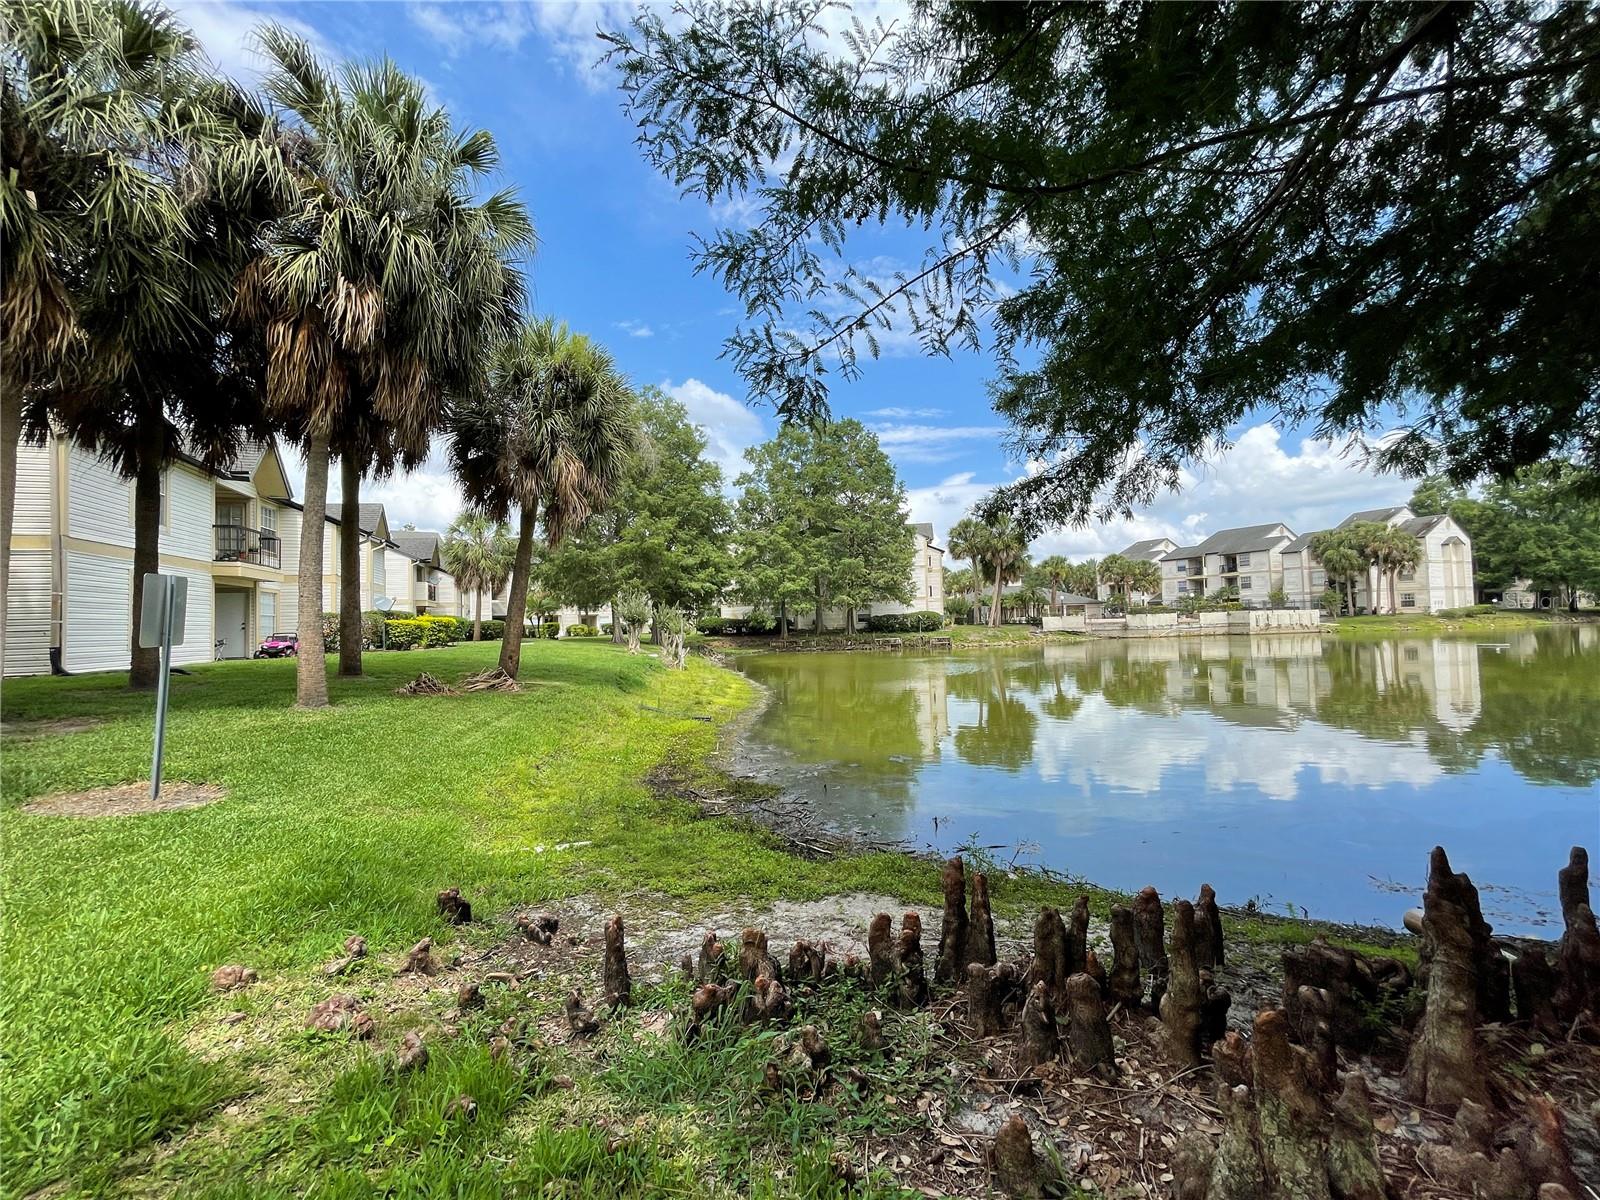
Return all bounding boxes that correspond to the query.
[1401,592,1416,608]
[1311,569,1326,585]
[1404,647,1419,662]
[1238,552,1251,567]
[1239,576,1252,589]
[1399,568,1415,581]
[928,584,933,597]
[1176,582,1188,594]
[259,507,277,533]
[159,471,170,527]
[1176,563,1187,574]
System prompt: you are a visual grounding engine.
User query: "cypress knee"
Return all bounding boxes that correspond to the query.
[935,856,970,984]
[602,913,631,1008]
[696,930,727,983]
[1196,883,1224,968]
[867,913,895,988]
[1133,886,1169,1008]
[1018,980,1060,1070]
[1161,899,1203,1068]
[1028,906,1070,999]
[966,870,997,968]
[1067,895,1090,976]
[1107,905,1141,1009]
[1063,972,1115,1076]
[992,1114,1049,1199]
[895,912,928,1008]
[1404,851,1492,1113]
[967,961,1015,1037]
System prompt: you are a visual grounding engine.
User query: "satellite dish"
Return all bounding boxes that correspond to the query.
[374,595,395,613]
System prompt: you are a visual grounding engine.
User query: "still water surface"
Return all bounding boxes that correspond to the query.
[736,627,1600,935]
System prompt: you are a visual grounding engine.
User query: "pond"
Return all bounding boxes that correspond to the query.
[735,626,1600,936]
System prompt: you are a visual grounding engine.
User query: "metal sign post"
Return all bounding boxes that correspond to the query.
[138,574,188,800]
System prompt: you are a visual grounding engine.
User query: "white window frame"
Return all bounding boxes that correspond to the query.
[1239,576,1253,590]
[1400,592,1417,608]
[259,506,277,533]
[1238,552,1251,567]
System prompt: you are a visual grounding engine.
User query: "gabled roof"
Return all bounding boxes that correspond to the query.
[1160,544,1205,562]
[912,521,939,548]
[1121,537,1178,561]
[1337,506,1411,529]
[327,503,388,537]
[1397,514,1449,536]
[1281,531,1322,554]
[1056,592,1100,607]
[1190,523,1295,555]
[392,530,442,565]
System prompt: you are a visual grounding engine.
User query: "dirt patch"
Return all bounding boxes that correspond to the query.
[21,782,227,818]
[4,717,104,739]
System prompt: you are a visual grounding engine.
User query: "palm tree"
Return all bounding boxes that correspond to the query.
[1129,559,1162,604]
[1368,525,1421,614]
[946,516,988,621]
[1310,530,1365,615]
[2,0,290,683]
[970,514,1027,627]
[1037,555,1071,611]
[236,30,532,704]
[442,512,513,641]
[1066,558,1099,600]
[449,319,634,677]
[1098,553,1134,605]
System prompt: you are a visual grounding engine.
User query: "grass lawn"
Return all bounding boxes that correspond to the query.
[1,639,1395,1199]
[1331,609,1596,634]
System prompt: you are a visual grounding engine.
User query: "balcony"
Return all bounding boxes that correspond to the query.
[214,524,281,569]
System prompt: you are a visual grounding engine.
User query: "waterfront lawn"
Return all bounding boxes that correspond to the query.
[1332,608,1594,634]
[1,639,1396,1199]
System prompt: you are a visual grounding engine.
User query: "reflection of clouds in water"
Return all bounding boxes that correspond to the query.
[1029,694,1442,803]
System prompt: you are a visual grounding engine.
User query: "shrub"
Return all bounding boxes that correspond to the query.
[744,609,777,635]
[360,610,387,648]
[384,618,425,650]
[601,623,613,636]
[696,615,727,635]
[320,613,340,652]
[863,610,945,633]
[564,623,599,638]
[538,622,560,639]
[417,615,457,647]
[1437,604,1501,619]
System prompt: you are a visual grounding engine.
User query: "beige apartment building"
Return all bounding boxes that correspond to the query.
[1159,523,1297,606]
[4,434,464,676]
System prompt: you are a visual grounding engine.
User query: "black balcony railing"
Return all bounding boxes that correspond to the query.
[214,524,281,569]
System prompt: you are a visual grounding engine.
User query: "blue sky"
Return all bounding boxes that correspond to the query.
[179,0,1420,558]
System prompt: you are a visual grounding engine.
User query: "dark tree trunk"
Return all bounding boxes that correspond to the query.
[338,455,362,677]
[296,428,331,707]
[0,376,20,677]
[498,502,536,677]
[128,414,164,690]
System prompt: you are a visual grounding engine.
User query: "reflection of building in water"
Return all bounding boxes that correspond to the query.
[1392,638,1483,731]
[907,658,950,756]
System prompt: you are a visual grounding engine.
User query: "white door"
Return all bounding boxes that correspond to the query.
[216,591,248,659]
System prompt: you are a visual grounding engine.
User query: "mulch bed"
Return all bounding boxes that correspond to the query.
[21,781,227,818]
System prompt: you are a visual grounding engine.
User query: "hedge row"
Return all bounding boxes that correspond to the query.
[862,611,945,633]
[695,612,779,636]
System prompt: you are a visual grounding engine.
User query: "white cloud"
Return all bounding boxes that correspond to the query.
[865,406,945,419]
[172,0,332,81]
[870,422,1005,464]
[617,320,655,339]
[909,424,1411,562]
[408,1,636,90]
[661,377,768,485]
[280,440,467,535]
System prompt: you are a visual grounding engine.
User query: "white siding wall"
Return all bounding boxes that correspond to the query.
[4,550,53,675]
[67,448,134,547]
[384,549,414,612]
[13,442,54,535]
[161,467,214,561]
[58,552,215,673]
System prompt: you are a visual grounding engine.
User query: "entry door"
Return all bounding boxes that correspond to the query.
[216,591,248,659]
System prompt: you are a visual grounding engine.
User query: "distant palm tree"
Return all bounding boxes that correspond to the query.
[1129,559,1162,603]
[1310,530,1365,614]
[236,29,531,703]
[442,512,513,641]
[972,515,1027,627]
[1367,525,1421,614]
[1098,553,1134,605]
[1066,558,1099,600]
[1037,555,1071,610]
[450,319,635,677]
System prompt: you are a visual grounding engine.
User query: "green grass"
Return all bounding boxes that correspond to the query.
[1331,608,1595,634]
[1,639,1389,1198]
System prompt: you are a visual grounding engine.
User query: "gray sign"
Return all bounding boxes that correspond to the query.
[138,574,188,648]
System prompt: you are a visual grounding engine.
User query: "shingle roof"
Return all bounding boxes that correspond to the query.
[1190,523,1295,555]
[326,502,386,535]
[1281,531,1322,554]
[913,521,937,546]
[1055,592,1099,606]
[392,530,441,563]
[1120,537,1177,561]
[1160,544,1205,562]
[1397,514,1448,536]
[1337,506,1409,529]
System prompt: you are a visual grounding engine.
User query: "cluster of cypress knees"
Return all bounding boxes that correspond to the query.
[558,846,1598,1200]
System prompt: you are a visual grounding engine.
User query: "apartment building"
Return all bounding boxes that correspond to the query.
[1280,507,1476,613]
[3,434,464,676]
[1158,523,1297,606]
[1097,536,1177,604]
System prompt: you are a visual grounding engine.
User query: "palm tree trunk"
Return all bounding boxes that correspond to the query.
[1388,566,1397,615]
[498,502,536,677]
[1049,582,1058,611]
[0,376,20,678]
[473,590,483,642]
[989,566,1004,627]
[296,429,332,708]
[128,414,164,690]
[338,455,363,677]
